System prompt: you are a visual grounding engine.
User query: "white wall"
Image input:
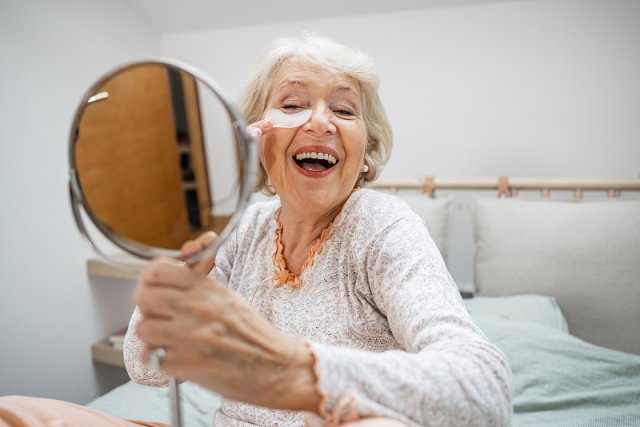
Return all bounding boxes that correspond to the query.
[161,0,640,284]
[162,0,640,179]
[0,0,161,403]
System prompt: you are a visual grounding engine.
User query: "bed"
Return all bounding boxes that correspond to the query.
[88,176,640,426]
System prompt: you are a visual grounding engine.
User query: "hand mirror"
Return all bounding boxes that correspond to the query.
[68,59,257,426]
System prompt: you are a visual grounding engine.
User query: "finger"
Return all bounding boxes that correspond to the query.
[134,285,184,318]
[191,259,216,276]
[182,231,218,275]
[180,239,201,258]
[195,231,218,246]
[248,119,273,137]
[140,320,256,369]
[139,258,198,290]
[138,319,226,352]
[180,231,217,257]
[143,342,225,381]
[181,241,214,276]
[136,317,184,348]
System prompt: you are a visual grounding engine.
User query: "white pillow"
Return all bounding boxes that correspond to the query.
[473,198,640,355]
[464,294,569,333]
[400,193,453,264]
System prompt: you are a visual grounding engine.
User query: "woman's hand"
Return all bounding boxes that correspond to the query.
[248,119,273,138]
[180,231,218,275]
[134,258,321,412]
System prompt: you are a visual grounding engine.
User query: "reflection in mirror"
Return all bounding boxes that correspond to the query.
[72,63,244,253]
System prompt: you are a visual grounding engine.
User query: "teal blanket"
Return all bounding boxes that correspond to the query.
[474,314,640,427]
[89,313,640,426]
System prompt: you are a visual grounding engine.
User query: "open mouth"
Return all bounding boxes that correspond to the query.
[292,151,339,173]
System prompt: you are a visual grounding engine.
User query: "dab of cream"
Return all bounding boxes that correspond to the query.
[264,108,312,128]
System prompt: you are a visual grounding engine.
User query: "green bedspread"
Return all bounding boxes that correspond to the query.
[474,314,640,427]
[88,310,640,426]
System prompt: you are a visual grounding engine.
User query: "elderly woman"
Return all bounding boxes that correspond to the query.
[125,33,512,426]
[0,34,511,426]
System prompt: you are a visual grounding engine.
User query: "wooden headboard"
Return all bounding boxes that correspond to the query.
[370,176,640,198]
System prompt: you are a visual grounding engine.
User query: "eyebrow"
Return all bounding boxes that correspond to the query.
[275,80,307,92]
[275,80,359,95]
[336,84,359,95]
[335,86,361,107]
[272,79,361,109]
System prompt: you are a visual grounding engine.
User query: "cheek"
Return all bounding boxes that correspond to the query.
[259,135,279,173]
[348,126,367,160]
[260,130,297,177]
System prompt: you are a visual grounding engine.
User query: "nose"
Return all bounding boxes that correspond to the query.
[303,103,336,135]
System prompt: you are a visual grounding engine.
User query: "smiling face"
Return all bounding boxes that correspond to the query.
[259,59,367,216]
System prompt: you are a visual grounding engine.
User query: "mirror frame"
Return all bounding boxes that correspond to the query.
[68,58,257,265]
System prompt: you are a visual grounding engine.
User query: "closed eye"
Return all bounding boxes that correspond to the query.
[281,104,304,112]
[334,108,355,118]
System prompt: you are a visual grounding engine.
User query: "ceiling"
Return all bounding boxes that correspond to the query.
[126,0,511,33]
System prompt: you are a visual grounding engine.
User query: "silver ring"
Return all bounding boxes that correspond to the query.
[147,347,166,370]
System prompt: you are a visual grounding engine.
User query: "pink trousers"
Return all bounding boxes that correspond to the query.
[0,396,168,427]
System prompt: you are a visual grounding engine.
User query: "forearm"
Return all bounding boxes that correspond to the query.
[307,341,512,427]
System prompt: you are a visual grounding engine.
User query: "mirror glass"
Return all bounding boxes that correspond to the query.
[70,62,249,257]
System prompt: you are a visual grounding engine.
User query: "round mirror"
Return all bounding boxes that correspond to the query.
[68,60,256,265]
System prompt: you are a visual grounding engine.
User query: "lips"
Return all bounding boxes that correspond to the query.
[291,146,340,177]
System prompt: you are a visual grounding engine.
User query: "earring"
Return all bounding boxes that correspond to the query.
[362,164,369,173]
[266,177,276,195]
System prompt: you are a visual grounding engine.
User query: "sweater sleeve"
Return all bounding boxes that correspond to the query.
[306,216,512,426]
[123,306,170,387]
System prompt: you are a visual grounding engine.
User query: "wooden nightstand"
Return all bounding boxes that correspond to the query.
[92,339,125,368]
[87,255,142,368]
[87,255,146,280]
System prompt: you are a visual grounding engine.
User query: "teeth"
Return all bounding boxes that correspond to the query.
[295,152,337,165]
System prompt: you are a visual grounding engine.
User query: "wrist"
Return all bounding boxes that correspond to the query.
[273,340,322,412]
